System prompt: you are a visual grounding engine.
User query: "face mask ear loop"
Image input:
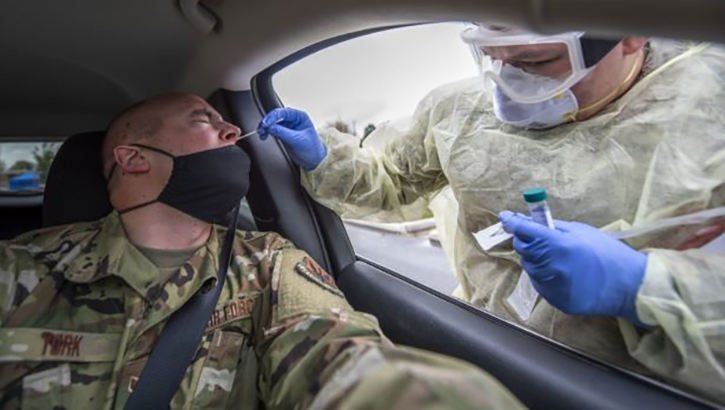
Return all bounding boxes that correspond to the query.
[117,199,159,215]
[130,143,176,159]
[113,143,173,216]
[107,143,174,185]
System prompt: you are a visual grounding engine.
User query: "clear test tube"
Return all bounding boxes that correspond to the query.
[523,187,555,229]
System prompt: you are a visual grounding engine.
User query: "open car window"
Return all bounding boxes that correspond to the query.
[273,23,476,294]
[270,22,725,405]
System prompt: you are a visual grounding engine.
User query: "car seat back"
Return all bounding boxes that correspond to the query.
[43,131,112,227]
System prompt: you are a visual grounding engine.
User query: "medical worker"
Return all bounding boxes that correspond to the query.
[258,25,725,402]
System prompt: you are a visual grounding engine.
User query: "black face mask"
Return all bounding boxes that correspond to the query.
[110,143,251,224]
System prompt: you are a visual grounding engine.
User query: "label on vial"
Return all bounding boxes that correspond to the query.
[508,270,539,321]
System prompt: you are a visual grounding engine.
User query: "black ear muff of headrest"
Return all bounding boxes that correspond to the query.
[43,131,113,227]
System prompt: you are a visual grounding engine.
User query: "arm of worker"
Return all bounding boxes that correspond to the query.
[500,211,725,403]
[619,248,725,403]
[256,97,449,221]
[250,242,525,409]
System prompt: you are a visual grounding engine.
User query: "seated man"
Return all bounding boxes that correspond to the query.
[0,93,523,409]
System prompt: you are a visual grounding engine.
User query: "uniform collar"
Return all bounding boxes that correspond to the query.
[63,211,220,300]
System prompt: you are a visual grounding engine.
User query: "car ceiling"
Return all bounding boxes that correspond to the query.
[1,0,724,137]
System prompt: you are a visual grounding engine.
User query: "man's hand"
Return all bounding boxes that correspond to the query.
[499,210,648,326]
[257,108,327,171]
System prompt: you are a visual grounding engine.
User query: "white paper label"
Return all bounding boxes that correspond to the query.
[473,223,513,252]
[507,270,539,321]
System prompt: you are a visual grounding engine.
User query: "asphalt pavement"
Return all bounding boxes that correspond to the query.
[343,222,459,295]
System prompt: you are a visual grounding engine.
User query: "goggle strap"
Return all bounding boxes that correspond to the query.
[579,38,621,68]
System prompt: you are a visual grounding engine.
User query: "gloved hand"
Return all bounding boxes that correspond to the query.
[257,108,327,171]
[499,210,648,326]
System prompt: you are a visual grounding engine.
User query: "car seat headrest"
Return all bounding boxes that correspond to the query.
[43,131,113,227]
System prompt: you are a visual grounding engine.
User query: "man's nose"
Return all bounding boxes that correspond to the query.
[219,121,241,143]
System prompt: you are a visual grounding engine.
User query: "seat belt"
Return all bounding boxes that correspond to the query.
[125,205,240,409]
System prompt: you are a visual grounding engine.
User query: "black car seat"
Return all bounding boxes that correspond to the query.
[0,132,105,240]
[0,197,44,240]
[43,131,112,227]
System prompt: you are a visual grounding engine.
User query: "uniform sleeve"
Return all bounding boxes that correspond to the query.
[619,248,725,403]
[252,245,525,409]
[0,242,16,325]
[0,241,48,326]
[300,89,449,222]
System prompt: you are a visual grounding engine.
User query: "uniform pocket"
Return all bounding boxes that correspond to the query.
[191,330,246,408]
[21,362,114,410]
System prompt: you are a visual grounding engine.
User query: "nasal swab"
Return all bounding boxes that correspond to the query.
[239,118,284,140]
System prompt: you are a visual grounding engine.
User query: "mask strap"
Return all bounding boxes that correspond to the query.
[573,50,645,118]
[118,199,159,215]
[107,143,174,183]
[111,143,173,216]
[130,143,176,159]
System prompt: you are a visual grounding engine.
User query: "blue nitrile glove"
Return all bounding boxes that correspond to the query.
[257,108,327,171]
[499,210,648,326]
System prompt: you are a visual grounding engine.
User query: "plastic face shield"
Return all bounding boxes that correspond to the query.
[461,26,600,104]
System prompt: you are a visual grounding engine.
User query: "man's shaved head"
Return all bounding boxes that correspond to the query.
[103,91,241,208]
[102,93,190,179]
[104,91,242,222]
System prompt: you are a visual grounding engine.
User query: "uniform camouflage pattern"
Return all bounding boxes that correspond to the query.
[0,212,524,409]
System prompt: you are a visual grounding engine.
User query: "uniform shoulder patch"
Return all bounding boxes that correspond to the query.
[272,252,351,325]
[294,257,344,298]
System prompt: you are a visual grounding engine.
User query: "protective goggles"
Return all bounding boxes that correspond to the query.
[461,25,619,103]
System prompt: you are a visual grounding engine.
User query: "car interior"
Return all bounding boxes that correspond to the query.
[2,0,725,408]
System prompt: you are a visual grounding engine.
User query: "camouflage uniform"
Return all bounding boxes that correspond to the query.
[0,212,523,409]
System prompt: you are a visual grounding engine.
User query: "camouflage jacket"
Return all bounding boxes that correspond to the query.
[0,212,523,410]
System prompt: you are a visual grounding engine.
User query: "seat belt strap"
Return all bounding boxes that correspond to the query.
[124,205,240,409]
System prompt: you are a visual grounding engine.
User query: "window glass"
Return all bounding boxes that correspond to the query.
[274,23,477,136]
[274,23,476,294]
[0,141,62,194]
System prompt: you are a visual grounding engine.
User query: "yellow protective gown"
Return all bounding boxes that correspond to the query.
[301,39,725,403]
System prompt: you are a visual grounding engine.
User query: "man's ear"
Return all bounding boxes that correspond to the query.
[621,37,648,56]
[113,145,151,174]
